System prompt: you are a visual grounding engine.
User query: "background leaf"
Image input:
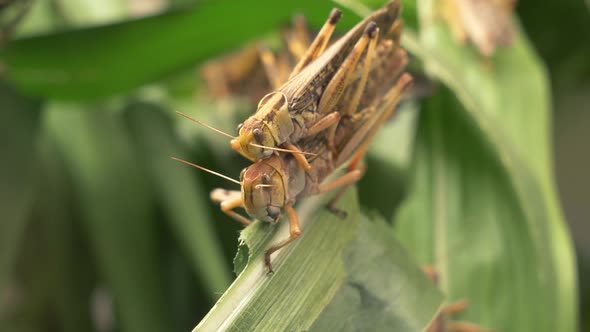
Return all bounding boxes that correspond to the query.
[0,83,40,294]
[0,0,418,100]
[0,0,582,330]
[394,0,577,331]
[123,101,233,296]
[45,104,174,332]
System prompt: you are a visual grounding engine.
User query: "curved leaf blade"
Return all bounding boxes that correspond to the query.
[195,190,442,331]
[2,0,385,100]
[394,1,577,331]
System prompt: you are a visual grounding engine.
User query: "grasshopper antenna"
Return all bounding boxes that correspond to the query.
[176,111,316,156]
[248,143,317,156]
[255,184,276,188]
[171,157,242,186]
[175,111,236,139]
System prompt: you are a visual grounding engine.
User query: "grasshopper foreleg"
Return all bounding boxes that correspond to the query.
[210,189,252,225]
[303,111,341,137]
[264,203,301,273]
[284,142,313,171]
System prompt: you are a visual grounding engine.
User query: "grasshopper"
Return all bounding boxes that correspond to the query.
[210,72,412,272]
[230,1,401,171]
[205,48,413,272]
[174,2,408,272]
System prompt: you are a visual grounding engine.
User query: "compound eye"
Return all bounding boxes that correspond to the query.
[267,206,281,221]
[236,123,243,132]
[253,128,264,143]
[261,173,271,184]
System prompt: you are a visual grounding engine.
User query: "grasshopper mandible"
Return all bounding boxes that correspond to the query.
[230,1,401,171]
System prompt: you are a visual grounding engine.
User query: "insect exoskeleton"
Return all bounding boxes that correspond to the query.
[238,155,305,224]
[226,72,413,272]
[230,1,400,170]
[174,1,409,273]
[231,92,293,161]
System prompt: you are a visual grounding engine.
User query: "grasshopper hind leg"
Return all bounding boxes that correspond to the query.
[289,8,342,78]
[323,74,414,216]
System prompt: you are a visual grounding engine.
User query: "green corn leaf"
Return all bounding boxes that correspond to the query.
[394,0,577,331]
[195,190,443,331]
[0,0,417,100]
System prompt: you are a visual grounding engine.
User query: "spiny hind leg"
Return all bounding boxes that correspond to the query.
[320,22,379,149]
[342,73,413,173]
[289,8,342,78]
[322,74,413,214]
[317,22,379,116]
[210,189,252,225]
[264,203,301,273]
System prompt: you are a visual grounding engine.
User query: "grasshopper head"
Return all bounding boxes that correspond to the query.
[231,120,276,161]
[231,92,294,161]
[240,159,286,224]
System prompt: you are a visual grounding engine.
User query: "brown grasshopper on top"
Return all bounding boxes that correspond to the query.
[229,1,401,171]
[201,32,412,272]
[174,2,408,272]
[209,72,412,272]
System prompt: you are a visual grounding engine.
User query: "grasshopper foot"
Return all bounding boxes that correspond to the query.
[264,252,275,274]
[326,205,348,219]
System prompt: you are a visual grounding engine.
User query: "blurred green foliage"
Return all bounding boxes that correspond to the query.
[0,0,585,331]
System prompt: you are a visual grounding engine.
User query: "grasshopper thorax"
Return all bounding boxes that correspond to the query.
[240,158,287,224]
[231,92,295,161]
